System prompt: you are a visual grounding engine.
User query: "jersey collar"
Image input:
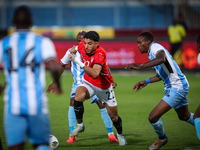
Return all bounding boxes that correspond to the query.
[148,41,154,55]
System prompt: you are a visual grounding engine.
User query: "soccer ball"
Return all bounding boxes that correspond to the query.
[49,135,59,150]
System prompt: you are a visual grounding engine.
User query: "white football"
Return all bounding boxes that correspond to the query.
[49,135,59,150]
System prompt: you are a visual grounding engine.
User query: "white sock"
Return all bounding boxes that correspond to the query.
[78,123,84,126]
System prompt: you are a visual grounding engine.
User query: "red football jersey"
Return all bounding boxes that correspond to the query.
[78,40,113,89]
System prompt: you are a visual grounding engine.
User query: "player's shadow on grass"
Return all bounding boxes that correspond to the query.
[62,133,145,148]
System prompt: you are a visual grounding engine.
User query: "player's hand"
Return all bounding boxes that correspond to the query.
[125,63,141,70]
[70,45,77,54]
[68,53,75,61]
[133,80,147,92]
[112,81,117,89]
[46,82,57,94]
[46,82,62,95]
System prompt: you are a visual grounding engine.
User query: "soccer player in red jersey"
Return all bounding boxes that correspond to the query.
[68,31,127,146]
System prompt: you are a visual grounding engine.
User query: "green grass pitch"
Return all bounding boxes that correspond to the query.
[0,70,200,150]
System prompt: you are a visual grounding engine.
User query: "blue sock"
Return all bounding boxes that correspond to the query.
[100,108,113,134]
[194,118,200,140]
[68,106,76,133]
[186,113,195,126]
[35,145,49,150]
[151,118,166,140]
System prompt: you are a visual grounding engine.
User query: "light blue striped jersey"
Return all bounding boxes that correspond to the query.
[60,48,84,86]
[0,30,57,115]
[148,42,189,90]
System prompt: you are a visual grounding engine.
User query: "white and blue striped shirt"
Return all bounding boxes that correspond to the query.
[0,30,57,115]
[148,42,189,90]
[60,48,84,86]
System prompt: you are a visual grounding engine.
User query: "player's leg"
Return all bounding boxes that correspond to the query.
[148,100,171,150]
[29,114,50,150]
[104,104,126,145]
[95,85,127,146]
[175,105,194,126]
[174,89,194,126]
[67,97,77,143]
[194,105,200,140]
[70,85,91,137]
[67,86,78,143]
[4,114,27,150]
[92,96,118,142]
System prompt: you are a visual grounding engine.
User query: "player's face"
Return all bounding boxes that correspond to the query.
[84,38,98,55]
[76,34,84,45]
[137,36,149,54]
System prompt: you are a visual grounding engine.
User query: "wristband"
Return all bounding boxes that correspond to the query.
[75,46,78,51]
[73,57,85,68]
[145,78,150,84]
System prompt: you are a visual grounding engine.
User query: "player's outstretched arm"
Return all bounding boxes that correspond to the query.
[46,59,62,95]
[133,80,147,92]
[133,75,161,92]
[46,64,65,94]
[126,51,166,70]
[0,84,5,95]
[125,63,141,70]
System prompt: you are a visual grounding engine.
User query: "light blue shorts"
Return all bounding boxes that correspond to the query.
[162,88,189,109]
[4,113,51,146]
[70,84,99,104]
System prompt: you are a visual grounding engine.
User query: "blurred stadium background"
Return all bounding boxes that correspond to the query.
[0,0,200,70]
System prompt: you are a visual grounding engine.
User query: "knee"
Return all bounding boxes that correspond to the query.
[110,115,118,122]
[96,100,105,109]
[178,114,190,121]
[70,98,74,106]
[74,93,85,102]
[148,114,159,123]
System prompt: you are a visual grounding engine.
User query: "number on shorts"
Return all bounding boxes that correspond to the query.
[106,90,115,100]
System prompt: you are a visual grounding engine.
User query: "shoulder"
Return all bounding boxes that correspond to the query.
[150,43,165,54]
[151,43,164,50]
[96,46,106,55]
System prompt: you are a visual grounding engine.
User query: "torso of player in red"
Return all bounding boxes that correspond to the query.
[78,40,113,89]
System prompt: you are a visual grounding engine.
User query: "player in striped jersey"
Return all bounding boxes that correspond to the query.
[46,31,118,143]
[0,6,62,150]
[0,85,4,150]
[194,35,200,140]
[125,32,194,150]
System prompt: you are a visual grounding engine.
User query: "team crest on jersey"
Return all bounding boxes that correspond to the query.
[91,57,94,63]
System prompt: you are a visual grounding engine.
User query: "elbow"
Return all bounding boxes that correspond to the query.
[90,71,99,78]
[91,74,99,79]
[160,57,166,64]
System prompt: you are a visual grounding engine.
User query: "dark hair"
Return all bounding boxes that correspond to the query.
[197,35,200,44]
[84,31,100,42]
[12,5,32,26]
[139,32,154,43]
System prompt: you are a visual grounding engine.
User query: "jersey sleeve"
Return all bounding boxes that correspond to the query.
[41,37,57,62]
[94,50,106,66]
[151,43,165,57]
[60,48,71,66]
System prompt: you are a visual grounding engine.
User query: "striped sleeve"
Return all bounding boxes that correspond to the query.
[41,37,57,62]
